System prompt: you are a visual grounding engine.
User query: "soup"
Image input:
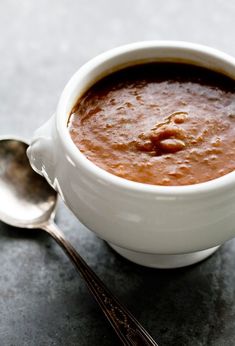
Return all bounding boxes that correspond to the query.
[68,63,235,186]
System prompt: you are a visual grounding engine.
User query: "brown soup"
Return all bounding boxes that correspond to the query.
[68,63,235,186]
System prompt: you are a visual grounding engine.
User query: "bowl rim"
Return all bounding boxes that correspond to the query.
[56,40,235,196]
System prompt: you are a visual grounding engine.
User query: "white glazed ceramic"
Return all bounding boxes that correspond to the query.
[27,41,235,268]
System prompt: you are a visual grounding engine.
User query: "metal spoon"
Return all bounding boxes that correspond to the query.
[0,138,158,346]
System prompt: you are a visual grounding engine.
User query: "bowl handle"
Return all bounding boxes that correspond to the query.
[27,114,57,188]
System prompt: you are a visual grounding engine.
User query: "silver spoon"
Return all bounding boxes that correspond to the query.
[0,138,158,346]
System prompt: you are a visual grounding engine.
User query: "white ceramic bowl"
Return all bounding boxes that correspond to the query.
[27,41,235,268]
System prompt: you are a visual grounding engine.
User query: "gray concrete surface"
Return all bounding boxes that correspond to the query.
[0,0,235,345]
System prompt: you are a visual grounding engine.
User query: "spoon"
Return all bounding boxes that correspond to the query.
[0,138,158,346]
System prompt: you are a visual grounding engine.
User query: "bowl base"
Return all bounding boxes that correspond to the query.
[108,243,220,268]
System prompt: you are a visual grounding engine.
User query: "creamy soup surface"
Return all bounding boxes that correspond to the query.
[68,63,235,186]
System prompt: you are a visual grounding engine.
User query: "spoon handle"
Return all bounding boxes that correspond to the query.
[42,221,158,346]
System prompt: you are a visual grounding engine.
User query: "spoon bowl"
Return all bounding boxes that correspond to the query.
[0,139,57,228]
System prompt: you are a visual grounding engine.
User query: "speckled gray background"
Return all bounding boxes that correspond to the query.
[0,1,235,345]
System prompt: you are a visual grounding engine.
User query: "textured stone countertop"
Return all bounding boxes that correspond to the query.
[0,1,235,345]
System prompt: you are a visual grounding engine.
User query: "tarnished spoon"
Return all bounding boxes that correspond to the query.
[0,138,158,346]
